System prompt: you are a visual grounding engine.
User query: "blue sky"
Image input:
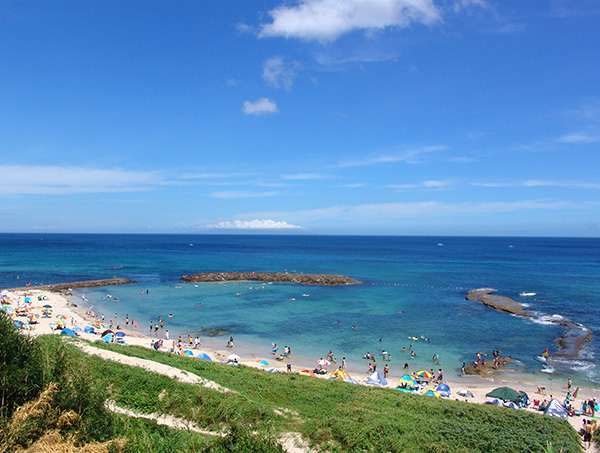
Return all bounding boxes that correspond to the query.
[1,0,599,236]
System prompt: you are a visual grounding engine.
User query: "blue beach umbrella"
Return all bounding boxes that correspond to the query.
[267,368,280,373]
[197,353,212,361]
[183,350,194,356]
[115,331,126,337]
[258,359,269,366]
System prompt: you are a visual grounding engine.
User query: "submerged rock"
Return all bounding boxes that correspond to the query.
[181,271,361,286]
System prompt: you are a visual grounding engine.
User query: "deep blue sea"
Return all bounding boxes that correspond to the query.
[1,234,598,387]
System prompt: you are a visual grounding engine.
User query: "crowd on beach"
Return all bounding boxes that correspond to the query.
[2,287,598,450]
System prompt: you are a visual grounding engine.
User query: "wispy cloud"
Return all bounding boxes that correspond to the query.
[556,132,600,143]
[210,190,279,199]
[259,0,441,43]
[280,173,330,180]
[387,180,451,190]
[179,172,251,180]
[263,56,301,90]
[335,145,447,168]
[242,98,278,115]
[205,219,304,230]
[472,180,600,189]
[0,165,161,195]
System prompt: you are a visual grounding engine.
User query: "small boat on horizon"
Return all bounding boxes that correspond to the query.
[519,292,537,297]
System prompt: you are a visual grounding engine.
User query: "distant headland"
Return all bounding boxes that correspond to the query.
[181,272,361,286]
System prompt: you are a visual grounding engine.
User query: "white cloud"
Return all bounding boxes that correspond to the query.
[263,56,301,90]
[242,98,279,115]
[280,173,330,180]
[335,145,447,167]
[556,132,600,143]
[388,180,450,190]
[472,180,600,189]
[205,219,304,230]
[210,190,278,199]
[0,165,161,195]
[259,0,441,43]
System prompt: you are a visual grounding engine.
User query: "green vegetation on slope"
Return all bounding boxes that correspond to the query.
[0,312,585,452]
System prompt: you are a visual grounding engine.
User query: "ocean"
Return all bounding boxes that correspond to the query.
[1,233,598,387]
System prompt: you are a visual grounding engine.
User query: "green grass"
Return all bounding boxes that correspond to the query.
[41,337,582,453]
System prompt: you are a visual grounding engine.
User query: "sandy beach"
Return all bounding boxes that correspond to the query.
[3,287,597,449]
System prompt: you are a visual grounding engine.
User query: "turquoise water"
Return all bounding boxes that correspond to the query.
[1,234,598,386]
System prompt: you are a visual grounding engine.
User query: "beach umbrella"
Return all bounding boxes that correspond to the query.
[257,359,269,366]
[397,375,417,388]
[1,290,8,295]
[227,361,239,366]
[43,304,52,308]
[267,368,280,373]
[422,390,441,398]
[101,329,114,337]
[227,353,240,362]
[197,353,212,361]
[299,370,316,377]
[56,315,67,320]
[61,328,76,337]
[115,331,126,338]
[24,297,32,303]
[28,314,39,322]
[457,389,475,398]
[486,386,521,403]
[73,327,82,332]
[416,370,433,379]
[316,359,331,367]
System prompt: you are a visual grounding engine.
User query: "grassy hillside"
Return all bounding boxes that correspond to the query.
[0,314,584,452]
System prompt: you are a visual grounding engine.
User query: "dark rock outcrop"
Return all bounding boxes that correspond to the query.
[9,278,137,292]
[181,272,360,285]
[466,288,591,359]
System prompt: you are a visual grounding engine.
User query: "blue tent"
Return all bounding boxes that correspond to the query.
[84,326,95,334]
[101,334,113,343]
[197,353,212,361]
[436,383,451,397]
[61,328,76,336]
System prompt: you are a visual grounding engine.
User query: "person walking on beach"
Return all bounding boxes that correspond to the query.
[383,364,389,378]
[342,357,346,369]
[583,419,593,449]
[568,377,572,390]
[165,330,169,340]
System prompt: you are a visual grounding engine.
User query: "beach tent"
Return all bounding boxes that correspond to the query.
[544,399,569,419]
[486,386,521,403]
[299,370,316,377]
[343,377,360,385]
[518,390,530,406]
[366,371,388,387]
[101,329,114,337]
[84,326,96,334]
[61,328,76,336]
[436,384,451,397]
[329,369,351,381]
[457,389,475,398]
[422,390,441,398]
[197,353,212,361]
[486,398,504,407]
[115,331,126,338]
[397,375,418,390]
[101,334,113,343]
[504,401,520,410]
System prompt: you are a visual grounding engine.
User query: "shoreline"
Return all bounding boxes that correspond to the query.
[5,287,599,443]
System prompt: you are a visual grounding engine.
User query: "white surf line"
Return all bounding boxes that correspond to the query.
[73,342,235,394]
[106,401,225,436]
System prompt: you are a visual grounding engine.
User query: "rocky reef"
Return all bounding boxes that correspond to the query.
[9,278,138,292]
[181,271,360,285]
[467,288,591,359]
